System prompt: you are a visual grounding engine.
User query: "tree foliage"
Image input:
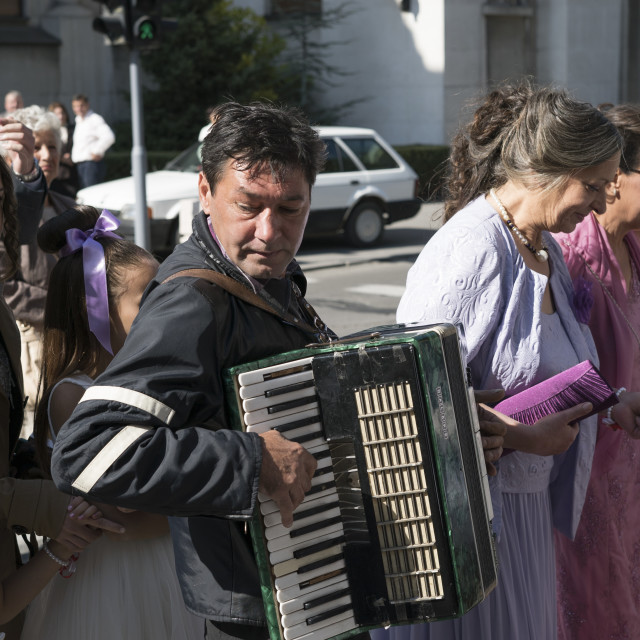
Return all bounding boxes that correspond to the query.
[140,0,289,149]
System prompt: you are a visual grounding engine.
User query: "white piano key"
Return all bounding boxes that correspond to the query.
[261,483,338,518]
[269,527,345,566]
[276,558,346,603]
[239,369,315,400]
[263,492,337,528]
[282,594,352,629]
[243,386,317,413]
[265,506,341,541]
[237,357,313,387]
[291,614,357,640]
[245,407,320,434]
[278,577,350,615]
[274,546,344,590]
[267,520,343,553]
[272,542,344,579]
[245,400,319,426]
[284,607,355,640]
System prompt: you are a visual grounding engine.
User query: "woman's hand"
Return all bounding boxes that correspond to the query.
[474,389,507,475]
[54,496,125,552]
[486,402,593,457]
[611,391,640,438]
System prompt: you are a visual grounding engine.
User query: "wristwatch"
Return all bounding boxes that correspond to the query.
[12,163,40,182]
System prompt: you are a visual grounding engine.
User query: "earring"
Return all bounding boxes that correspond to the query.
[612,187,618,197]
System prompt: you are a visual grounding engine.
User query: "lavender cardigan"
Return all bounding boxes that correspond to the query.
[397,195,599,539]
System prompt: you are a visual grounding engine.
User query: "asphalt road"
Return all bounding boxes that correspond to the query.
[296,201,443,272]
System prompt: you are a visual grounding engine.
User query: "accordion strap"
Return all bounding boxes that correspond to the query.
[161,268,329,340]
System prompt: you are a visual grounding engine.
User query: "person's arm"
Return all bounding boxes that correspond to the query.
[1,119,47,245]
[89,114,115,160]
[2,272,50,329]
[0,538,74,625]
[51,280,315,527]
[49,382,169,541]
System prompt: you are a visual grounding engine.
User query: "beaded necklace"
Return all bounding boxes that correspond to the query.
[490,188,549,262]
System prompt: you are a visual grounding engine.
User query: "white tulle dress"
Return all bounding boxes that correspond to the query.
[21,374,204,640]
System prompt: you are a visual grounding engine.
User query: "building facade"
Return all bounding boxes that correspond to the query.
[1,0,639,145]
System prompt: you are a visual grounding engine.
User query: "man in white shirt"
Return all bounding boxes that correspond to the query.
[70,93,115,189]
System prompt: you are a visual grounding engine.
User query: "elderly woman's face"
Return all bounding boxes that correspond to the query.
[34,130,60,186]
[543,155,620,234]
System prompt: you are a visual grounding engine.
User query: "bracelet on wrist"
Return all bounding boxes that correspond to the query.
[602,387,627,430]
[42,539,78,578]
[12,163,40,183]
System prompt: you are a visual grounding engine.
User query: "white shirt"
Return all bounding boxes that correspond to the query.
[71,110,115,163]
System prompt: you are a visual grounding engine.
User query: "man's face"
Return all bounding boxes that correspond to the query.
[4,94,20,113]
[71,99,89,118]
[198,160,311,280]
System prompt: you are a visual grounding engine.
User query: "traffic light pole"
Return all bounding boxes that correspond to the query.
[129,46,151,251]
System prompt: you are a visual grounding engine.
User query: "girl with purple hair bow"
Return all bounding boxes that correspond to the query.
[22,206,203,640]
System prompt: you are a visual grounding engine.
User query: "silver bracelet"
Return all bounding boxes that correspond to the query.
[603,387,627,426]
[42,539,70,567]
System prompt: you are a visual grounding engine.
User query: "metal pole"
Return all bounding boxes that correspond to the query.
[129,46,151,250]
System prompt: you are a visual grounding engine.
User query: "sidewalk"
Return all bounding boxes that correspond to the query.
[296,201,444,271]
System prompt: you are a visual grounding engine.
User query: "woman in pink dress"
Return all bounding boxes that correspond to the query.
[554,103,640,640]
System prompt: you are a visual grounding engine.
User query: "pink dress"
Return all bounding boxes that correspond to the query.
[554,214,640,640]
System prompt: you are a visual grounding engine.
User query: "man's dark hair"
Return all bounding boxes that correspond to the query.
[201,101,326,193]
[72,93,89,103]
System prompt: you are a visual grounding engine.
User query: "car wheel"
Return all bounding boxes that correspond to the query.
[345,201,385,247]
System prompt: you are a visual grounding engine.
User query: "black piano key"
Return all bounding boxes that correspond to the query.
[275,415,321,434]
[307,480,336,496]
[293,535,346,560]
[290,515,343,539]
[266,379,315,398]
[312,448,332,461]
[298,552,344,575]
[299,568,345,590]
[306,603,353,626]
[294,501,339,522]
[268,396,317,415]
[304,587,351,611]
[290,431,325,445]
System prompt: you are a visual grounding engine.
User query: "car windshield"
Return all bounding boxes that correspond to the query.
[164,141,203,173]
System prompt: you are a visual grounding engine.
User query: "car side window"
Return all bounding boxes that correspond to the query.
[321,138,359,173]
[341,137,399,170]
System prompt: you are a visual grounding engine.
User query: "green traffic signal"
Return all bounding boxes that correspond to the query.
[137,18,156,40]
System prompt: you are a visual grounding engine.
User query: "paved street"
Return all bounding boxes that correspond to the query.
[297,201,444,336]
[297,201,444,272]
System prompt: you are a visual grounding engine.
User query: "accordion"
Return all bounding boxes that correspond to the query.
[224,324,497,640]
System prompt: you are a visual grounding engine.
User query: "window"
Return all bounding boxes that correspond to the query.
[341,138,399,171]
[321,138,358,173]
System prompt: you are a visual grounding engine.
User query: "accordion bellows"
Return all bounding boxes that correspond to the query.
[494,360,617,425]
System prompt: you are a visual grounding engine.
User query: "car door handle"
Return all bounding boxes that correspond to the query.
[350,180,360,185]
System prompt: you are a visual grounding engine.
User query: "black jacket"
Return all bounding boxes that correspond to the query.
[51,212,334,623]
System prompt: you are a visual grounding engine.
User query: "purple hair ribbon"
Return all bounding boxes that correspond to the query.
[59,209,122,355]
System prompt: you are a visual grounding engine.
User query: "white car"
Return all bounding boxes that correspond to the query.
[77,125,421,253]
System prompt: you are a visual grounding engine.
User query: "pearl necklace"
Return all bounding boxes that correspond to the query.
[489,188,549,263]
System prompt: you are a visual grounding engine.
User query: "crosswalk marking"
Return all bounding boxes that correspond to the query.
[345,284,406,298]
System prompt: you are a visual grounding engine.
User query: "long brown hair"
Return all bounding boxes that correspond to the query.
[443,82,623,221]
[34,205,156,473]
[0,159,21,280]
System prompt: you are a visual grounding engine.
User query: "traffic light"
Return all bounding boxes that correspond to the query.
[131,0,162,50]
[92,1,129,45]
[93,0,176,50]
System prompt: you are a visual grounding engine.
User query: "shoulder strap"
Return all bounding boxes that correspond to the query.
[162,268,326,339]
[162,268,283,319]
